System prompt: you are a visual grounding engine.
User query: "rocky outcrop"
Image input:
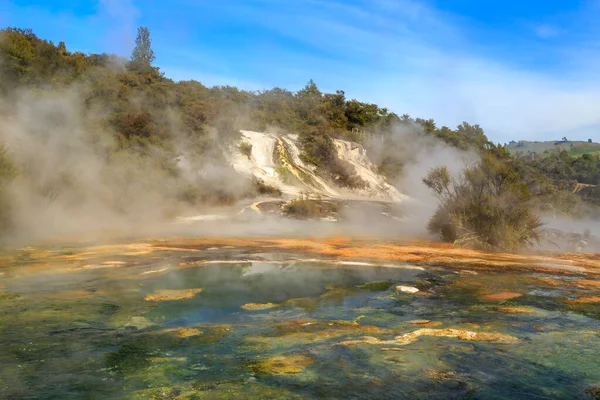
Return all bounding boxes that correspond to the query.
[227,130,406,202]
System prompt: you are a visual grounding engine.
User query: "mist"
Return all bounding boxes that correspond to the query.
[0,45,597,250]
[0,82,252,245]
[364,121,479,238]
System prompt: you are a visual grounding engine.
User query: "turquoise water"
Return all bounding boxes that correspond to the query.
[0,245,599,399]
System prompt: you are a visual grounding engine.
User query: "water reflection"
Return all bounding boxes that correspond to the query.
[0,247,599,399]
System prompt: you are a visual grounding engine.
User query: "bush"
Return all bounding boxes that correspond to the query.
[276,166,292,184]
[253,178,282,197]
[0,145,17,234]
[424,156,543,251]
[328,158,368,189]
[283,198,338,219]
[239,141,252,159]
[299,130,336,166]
[299,130,366,188]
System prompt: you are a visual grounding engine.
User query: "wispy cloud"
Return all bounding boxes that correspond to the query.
[534,23,562,39]
[95,0,140,55]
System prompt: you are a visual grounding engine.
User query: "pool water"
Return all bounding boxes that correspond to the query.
[0,244,599,399]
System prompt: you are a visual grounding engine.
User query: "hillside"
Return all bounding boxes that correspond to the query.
[0,26,599,244]
[227,131,405,201]
[507,140,600,157]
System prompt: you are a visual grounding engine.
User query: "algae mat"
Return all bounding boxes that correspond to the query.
[0,240,599,399]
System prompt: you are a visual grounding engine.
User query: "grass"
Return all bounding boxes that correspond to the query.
[507,140,600,156]
[568,147,600,157]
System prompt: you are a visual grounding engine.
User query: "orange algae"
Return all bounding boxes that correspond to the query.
[144,288,202,302]
[409,320,442,326]
[253,353,314,374]
[577,280,600,287]
[241,303,279,311]
[337,328,518,347]
[571,296,600,303]
[171,328,203,337]
[483,292,522,301]
[154,237,600,275]
[498,307,539,314]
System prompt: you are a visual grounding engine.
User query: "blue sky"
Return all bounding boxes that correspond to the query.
[2,0,600,143]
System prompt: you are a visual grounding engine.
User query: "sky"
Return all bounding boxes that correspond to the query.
[2,0,600,143]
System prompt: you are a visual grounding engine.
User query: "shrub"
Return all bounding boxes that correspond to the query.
[299,130,336,166]
[299,130,366,189]
[423,155,543,251]
[253,178,282,197]
[177,184,201,205]
[328,158,368,189]
[276,166,292,184]
[283,198,338,219]
[0,145,17,234]
[239,141,252,159]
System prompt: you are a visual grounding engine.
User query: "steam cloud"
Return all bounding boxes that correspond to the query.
[0,83,249,244]
[0,80,597,251]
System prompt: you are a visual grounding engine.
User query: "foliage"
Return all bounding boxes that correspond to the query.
[130,27,155,72]
[283,198,338,220]
[0,26,598,240]
[424,156,543,251]
[299,129,336,166]
[0,145,17,234]
[327,158,368,189]
[239,141,253,159]
[276,166,293,184]
[298,129,367,188]
[253,178,282,197]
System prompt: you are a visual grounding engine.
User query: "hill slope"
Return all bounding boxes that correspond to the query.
[507,140,600,157]
[226,130,406,201]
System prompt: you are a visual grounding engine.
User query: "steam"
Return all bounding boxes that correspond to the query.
[0,83,249,244]
[0,81,478,246]
[366,121,479,238]
[0,78,596,250]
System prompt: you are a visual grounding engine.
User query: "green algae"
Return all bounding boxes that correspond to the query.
[0,292,20,301]
[357,280,395,291]
[1,243,600,399]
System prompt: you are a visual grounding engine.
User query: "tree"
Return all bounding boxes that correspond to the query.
[423,156,543,251]
[130,26,155,71]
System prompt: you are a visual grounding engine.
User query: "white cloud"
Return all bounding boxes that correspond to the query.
[534,23,561,39]
[207,0,600,142]
[6,0,600,142]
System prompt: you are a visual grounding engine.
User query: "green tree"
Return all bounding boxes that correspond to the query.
[424,156,543,251]
[295,79,324,126]
[130,27,155,71]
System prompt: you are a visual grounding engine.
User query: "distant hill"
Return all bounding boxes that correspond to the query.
[507,139,600,157]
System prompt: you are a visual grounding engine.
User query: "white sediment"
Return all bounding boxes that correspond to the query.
[227,130,408,202]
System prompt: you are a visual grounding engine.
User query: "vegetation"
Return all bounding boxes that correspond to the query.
[253,178,282,197]
[424,155,543,251]
[506,139,600,157]
[0,26,598,245]
[283,198,338,219]
[276,166,293,184]
[299,129,367,189]
[239,142,253,159]
[0,145,17,233]
[130,27,155,72]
